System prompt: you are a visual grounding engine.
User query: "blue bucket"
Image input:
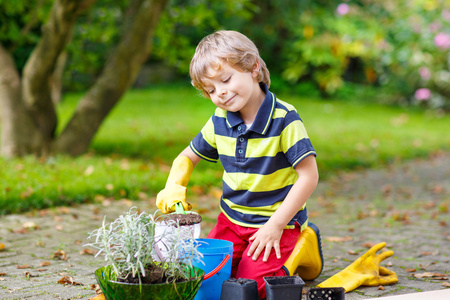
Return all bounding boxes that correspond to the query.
[193,238,233,300]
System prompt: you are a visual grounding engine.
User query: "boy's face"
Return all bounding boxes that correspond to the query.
[202,62,261,113]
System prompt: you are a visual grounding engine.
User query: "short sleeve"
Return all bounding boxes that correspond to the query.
[190,117,219,163]
[281,111,316,167]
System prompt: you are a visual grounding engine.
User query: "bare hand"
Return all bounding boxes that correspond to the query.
[247,224,283,262]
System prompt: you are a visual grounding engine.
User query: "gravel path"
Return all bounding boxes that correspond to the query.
[0,153,449,299]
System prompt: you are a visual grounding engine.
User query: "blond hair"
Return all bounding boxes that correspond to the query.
[190,30,270,98]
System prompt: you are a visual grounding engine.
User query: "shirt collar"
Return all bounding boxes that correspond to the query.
[226,83,275,135]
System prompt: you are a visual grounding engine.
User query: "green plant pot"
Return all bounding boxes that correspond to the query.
[95,265,205,300]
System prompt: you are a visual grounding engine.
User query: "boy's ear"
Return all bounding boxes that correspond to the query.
[251,61,260,77]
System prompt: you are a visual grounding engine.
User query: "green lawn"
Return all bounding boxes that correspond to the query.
[1,83,449,214]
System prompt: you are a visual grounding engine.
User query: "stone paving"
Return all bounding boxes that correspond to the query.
[0,153,449,299]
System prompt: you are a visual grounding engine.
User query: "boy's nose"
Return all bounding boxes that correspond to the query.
[219,88,227,96]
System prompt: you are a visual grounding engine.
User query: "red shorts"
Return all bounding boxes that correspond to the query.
[207,213,301,299]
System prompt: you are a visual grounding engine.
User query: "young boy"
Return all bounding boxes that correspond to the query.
[156,30,323,299]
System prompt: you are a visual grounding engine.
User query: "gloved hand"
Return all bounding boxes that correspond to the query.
[317,242,398,292]
[156,156,194,214]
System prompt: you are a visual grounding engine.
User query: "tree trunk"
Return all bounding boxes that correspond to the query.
[50,51,68,104]
[55,0,169,155]
[0,45,42,157]
[21,0,97,154]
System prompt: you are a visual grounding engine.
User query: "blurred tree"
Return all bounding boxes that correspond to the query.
[0,0,169,157]
[63,0,257,91]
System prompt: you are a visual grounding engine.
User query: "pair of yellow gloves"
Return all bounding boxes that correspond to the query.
[156,156,398,293]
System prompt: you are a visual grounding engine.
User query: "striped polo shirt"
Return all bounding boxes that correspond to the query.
[190,83,316,230]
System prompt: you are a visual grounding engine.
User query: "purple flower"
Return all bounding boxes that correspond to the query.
[429,21,441,33]
[434,32,450,50]
[442,9,450,21]
[415,88,431,101]
[336,3,349,16]
[418,67,431,81]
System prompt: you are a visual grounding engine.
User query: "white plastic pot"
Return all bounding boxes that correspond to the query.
[153,213,201,261]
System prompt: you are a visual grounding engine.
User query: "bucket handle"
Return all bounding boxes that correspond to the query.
[203,254,231,280]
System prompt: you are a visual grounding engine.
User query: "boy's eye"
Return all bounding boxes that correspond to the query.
[223,76,231,83]
[208,89,215,94]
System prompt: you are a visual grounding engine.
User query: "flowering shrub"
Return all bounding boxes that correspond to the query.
[282,0,449,108]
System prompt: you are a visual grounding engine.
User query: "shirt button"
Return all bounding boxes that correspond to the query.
[238,126,242,131]
[239,138,244,142]
[238,149,243,154]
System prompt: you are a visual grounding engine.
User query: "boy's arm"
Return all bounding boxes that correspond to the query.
[156,146,201,213]
[179,146,202,167]
[248,155,319,262]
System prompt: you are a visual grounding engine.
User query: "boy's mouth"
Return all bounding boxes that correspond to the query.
[224,95,236,105]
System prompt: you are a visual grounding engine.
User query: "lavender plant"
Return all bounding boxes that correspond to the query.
[85,207,203,284]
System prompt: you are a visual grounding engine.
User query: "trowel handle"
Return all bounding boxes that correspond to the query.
[174,202,186,214]
[203,254,231,280]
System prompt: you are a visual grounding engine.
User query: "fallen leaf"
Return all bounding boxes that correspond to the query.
[442,282,450,287]
[308,211,320,218]
[58,276,83,286]
[0,243,5,251]
[35,269,47,272]
[137,192,149,200]
[23,221,40,230]
[348,250,357,255]
[20,187,34,199]
[120,159,130,170]
[23,271,38,278]
[89,293,106,300]
[377,286,385,290]
[382,184,392,195]
[432,184,443,194]
[405,268,416,272]
[94,195,106,203]
[80,248,96,255]
[412,272,448,280]
[53,250,68,260]
[361,242,377,248]
[0,272,7,276]
[424,201,436,209]
[90,284,102,294]
[39,209,50,217]
[420,251,438,256]
[59,207,71,214]
[191,185,204,195]
[40,261,51,267]
[84,165,94,176]
[16,265,31,269]
[55,224,63,231]
[419,261,437,269]
[325,236,353,242]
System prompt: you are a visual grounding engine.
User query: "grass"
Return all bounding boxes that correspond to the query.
[1,82,449,214]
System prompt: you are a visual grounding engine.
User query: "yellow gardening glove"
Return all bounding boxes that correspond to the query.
[156,156,194,214]
[317,242,398,292]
